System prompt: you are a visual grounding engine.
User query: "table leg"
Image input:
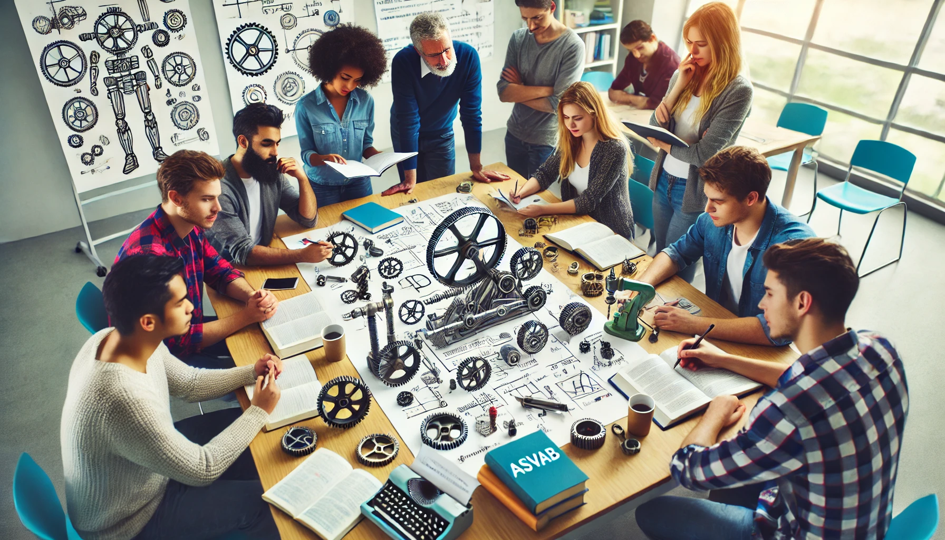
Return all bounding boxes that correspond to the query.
[780,144,806,209]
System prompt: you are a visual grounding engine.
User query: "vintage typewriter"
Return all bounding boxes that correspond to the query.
[361,464,474,540]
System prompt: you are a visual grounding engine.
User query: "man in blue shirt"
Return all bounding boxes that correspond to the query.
[630,146,815,345]
[383,12,486,195]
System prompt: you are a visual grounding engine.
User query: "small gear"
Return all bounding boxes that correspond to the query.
[152,29,170,47]
[326,231,358,266]
[571,418,606,450]
[600,341,615,360]
[91,144,104,156]
[242,84,267,106]
[372,341,421,387]
[523,285,547,311]
[170,101,199,130]
[517,320,549,354]
[356,433,399,467]
[323,9,340,27]
[281,426,317,457]
[510,247,542,281]
[280,12,297,30]
[273,71,305,105]
[560,302,592,336]
[499,344,521,366]
[317,376,371,429]
[581,272,605,297]
[495,271,517,294]
[80,153,94,166]
[32,16,52,35]
[456,357,491,391]
[579,339,591,353]
[420,412,468,450]
[398,299,425,325]
[67,134,83,148]
[377,257,404,279]
[397,391,414,406]
[162,52,196,87]
[340,290,358,304]
[163,9,187,32]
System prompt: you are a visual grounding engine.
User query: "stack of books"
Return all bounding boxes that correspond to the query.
[478,431,588,531]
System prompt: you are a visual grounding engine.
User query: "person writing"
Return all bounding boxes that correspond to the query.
[510,81,634,240]
[608,20,680,109]
[295,24,387,206]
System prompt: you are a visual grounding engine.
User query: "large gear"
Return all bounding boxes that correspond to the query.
[398,299,425,325]
[162,52,196,87]
[420,412,468,450]
[281,426,317,457]
[377,257,404,279]
[510,247,543,281]
[326,231,358,266]
[356,433,399,467]
[242,84,267,105]
[372,341,421,387]
[40,41,87,87]
[560,302,593,336]
[62,97,98,133]
[571,418,607,450]
[523,285,547,311]
[291,29,323,75]
[317,376,371,429]
[273,71,305,105]
[163,9,187,32]
[82,9,138,54]
[456,357,491,391]
[170,101,199,130]
[517,320,549,354]
[426,207,507,287]
[226,23,278,77]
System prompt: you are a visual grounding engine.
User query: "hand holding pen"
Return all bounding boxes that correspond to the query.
[674,323,715,370]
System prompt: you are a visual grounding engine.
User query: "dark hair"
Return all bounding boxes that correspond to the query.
[308,24,387,88]
[157,150,225,202]
[515,0,554,9]
[104,255,185,336]
[763,238,859,323]
[699,146,771,200]
[620,20,654,45]
[232,103,284,144]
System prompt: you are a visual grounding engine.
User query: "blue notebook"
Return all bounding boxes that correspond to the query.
[341,202,404,234]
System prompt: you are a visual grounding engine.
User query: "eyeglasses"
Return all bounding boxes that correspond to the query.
[420,46,452,59]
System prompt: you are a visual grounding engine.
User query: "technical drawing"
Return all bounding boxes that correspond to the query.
[273,70,304,104]
[161,52,195,87]
[556,370,604,400]
[152,29,170,46]
[170,101,199,130]
[242,84,266,105]
[62,97,98,132]
[279,12,296,30]
[289,28,321,75]
[40,41,86,87]
[163,9,186,32]
[226,22,278,77]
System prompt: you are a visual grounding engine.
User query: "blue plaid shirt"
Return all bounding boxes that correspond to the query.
[671,330,909,539]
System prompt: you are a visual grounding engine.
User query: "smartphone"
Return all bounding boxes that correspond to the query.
[262,277,299,291]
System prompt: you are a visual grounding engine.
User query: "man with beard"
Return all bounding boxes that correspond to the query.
[208,103,330,266]
[383,12,487,195]
[117,150,279,366]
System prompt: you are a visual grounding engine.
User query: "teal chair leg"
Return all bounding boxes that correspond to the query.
[807,193,818,224]
[838,208,844,236]
[797,161,819,218]
[857,202,907,277]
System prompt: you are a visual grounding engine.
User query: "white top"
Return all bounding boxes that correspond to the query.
[726,226,758,308]
[569,162,590,195]
[663,96,701,178]
[241,176,264,245]
[61,329,267,540]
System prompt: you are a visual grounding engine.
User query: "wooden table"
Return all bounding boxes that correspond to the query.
[606,99,821,210]
[208,163,797,539]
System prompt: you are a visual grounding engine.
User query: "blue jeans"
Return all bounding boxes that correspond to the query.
[505,132,555,180]
[134,409,280,539]
[391,123,456,183]
[310,177,373,208]
[653,169,702,282]
[635,496,755,540]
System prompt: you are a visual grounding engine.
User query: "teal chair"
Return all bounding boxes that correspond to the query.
[13,454,82,540]
[886,494,939,539]
[808,140,915,277]
[76,282,108,333]
[629,155,656,248]
[581,71,615,92]
[767,102,828,217]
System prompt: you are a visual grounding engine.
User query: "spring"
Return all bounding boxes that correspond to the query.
[423,286,469,305]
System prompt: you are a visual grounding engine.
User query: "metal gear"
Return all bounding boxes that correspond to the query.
[571,418,606,450]
[341,290,358,304]
[162,52,196,87]
[517,320,549,354]
[600,341,615,360]
[398,300,425,325]
[500,344,522,366]
[62,97,98,132]
[426,207,507,287]
[581,272,605,297]
[82,9,138,54]
[372,341,421,387]
[281,426,317,457]
[560,302,592,336]
[579,339,591,353]
[39,41,87,87]
[356,433,399,467]
[510,247,543,281]
[152,29,170,47]
[91,144,104,156]
[523,285,547,311]
[226,23,278,77]
[67,134,83,148]
[377,257,404,279]
[170,101,199,130]
[495,271,517,294]
[80,153,94,166]
[243,84,267,105]
[163,9,187,32]
[291,29,322,75]
[456,357,491,391]
[317,376,371,429]
[420,412,468,450]
[326,231,358,266]
[397,391,414,406]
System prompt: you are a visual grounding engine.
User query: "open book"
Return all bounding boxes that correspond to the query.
[323,152,418,179]
[244,356,322,431]
[622,121,690,147]
[261,292,334,358]
[608,345,763,429]
[263,448,383,540]
[544,221,644,270]
[490,187,549,211]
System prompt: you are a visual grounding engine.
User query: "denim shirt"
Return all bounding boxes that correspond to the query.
[663,197,815,345]
[295,85,375,186]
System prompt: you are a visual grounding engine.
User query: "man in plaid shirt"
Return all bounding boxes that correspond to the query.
[117,150,280,363]
[636,238,909,539]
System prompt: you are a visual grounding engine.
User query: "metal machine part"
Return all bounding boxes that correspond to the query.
[398,300,425,325]
[397,391,414,407]
[316,274,346,287]
[571,418,606,450]
[456,180,473,193]
[356,433,399,467]
[581,272,605,297]
[281,426,317,457]
[377,257,404,279]
[426,208,506,287]
[456,357,491,391]
[604,278,657,342]
[161,51,195,87]
[62,97,98,132]
[371,341,421,388]
[499,344,521,366]
[559,302,592,336]
[163,9,186,32]
[541,246,558,261]
[622,259,638,275]
[343,283,394,363]
[422,286,470,305]
[317,376,371,429]
[515,395,568,417]
[579,339,591,353]
[568,262,579,275]
[612,424,641,455]
[476,406,498,437]
[600,341,615,360]
[420,412,468,450]
[326,231,358,266]
[509,247,542,281]
[517,320,549,354]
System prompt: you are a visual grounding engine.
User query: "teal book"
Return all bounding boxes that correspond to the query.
[484,430,589,514]
[341,202,404,234]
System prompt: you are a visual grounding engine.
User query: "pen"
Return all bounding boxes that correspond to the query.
[674,323,716,369]
[262,371,270,391]
[512,179,519,200]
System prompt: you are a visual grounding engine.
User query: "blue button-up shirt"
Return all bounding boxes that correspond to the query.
[295,84,375,186]
[663,197,814,344]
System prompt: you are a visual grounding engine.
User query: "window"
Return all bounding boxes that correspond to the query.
[812,0,933,64]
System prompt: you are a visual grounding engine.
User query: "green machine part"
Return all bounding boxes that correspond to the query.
[603,278,656,342]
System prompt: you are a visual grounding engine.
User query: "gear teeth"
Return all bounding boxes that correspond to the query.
[281,426,317,457]
[397,391,414,406]
[517,320,549,354]
[560,301,593,336]
[420,412,468,450]
[456,356,492,391]
[523,285,547,311]
[226,22,278,77]
[510,247,543,281]
[326,232,358,266]
[317,376,371,429]
[356,433,399,467]
[377,256,404,279]
[373,341,421,387]
[426,207,507,287]
[571,418,606,450]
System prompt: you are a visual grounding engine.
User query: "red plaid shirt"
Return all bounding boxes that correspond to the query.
[116,205,243,356]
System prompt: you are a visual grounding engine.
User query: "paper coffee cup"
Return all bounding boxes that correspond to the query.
[322,324,346,363]
[627,393,655,437]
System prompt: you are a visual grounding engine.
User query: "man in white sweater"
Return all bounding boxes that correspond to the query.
[61,255,283,539]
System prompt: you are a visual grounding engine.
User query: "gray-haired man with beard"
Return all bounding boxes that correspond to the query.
[209,103,332,266]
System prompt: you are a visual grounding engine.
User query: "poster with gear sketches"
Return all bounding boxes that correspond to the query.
[212,0,355,138]
[15,0,220,193]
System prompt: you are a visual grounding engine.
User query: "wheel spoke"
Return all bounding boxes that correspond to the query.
[470,214,487,240]
[434,245,459,258]
[445,255,465,280]
[448,224,465,243]
[478,237,500,247]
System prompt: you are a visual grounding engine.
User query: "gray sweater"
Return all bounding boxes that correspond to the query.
[649,72,753,213]
[208,157,319,265]
[534,137,635,239]
[61,329,267,540]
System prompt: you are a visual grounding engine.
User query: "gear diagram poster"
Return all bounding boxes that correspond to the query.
[212,0,356,138]
[15,0,220,193]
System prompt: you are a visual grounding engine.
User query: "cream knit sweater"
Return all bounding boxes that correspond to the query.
[61,329,269,540]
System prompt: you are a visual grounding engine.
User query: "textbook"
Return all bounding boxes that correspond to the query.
[263,448,382,540]
[244,356,321,431]
[260,292,335,358]
[323,152,417,179]
[341,202,404,234]
[543,221,644,271]
[608,345,763,429]
[477,465,586,531]
[622,121,690,147]
[484,430,588,514]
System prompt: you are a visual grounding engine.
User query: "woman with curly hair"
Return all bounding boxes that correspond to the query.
[295,24,388,206]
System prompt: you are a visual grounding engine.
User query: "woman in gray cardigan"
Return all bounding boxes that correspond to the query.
[646,2,752,279]
[512,82,634,240]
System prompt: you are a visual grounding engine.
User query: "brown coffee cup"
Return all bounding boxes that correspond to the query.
[627,394,655,437]
[322,324,345,363]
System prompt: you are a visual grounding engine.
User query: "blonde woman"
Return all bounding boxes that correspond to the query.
[648,2,752,280]
[511,81,634,239]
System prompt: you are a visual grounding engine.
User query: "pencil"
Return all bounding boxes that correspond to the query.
[513,179,519,200]
[262,371,270,390]
[674,323,716,369]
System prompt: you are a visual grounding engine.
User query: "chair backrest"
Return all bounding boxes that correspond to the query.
[847,140,916,187]
[627,179,655,231]
[13,453,68,540]
[885,494,939,540]
[76,281,108,334]
[581,71,615,93]
[631,154,655,185]
[776,102,828,137]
